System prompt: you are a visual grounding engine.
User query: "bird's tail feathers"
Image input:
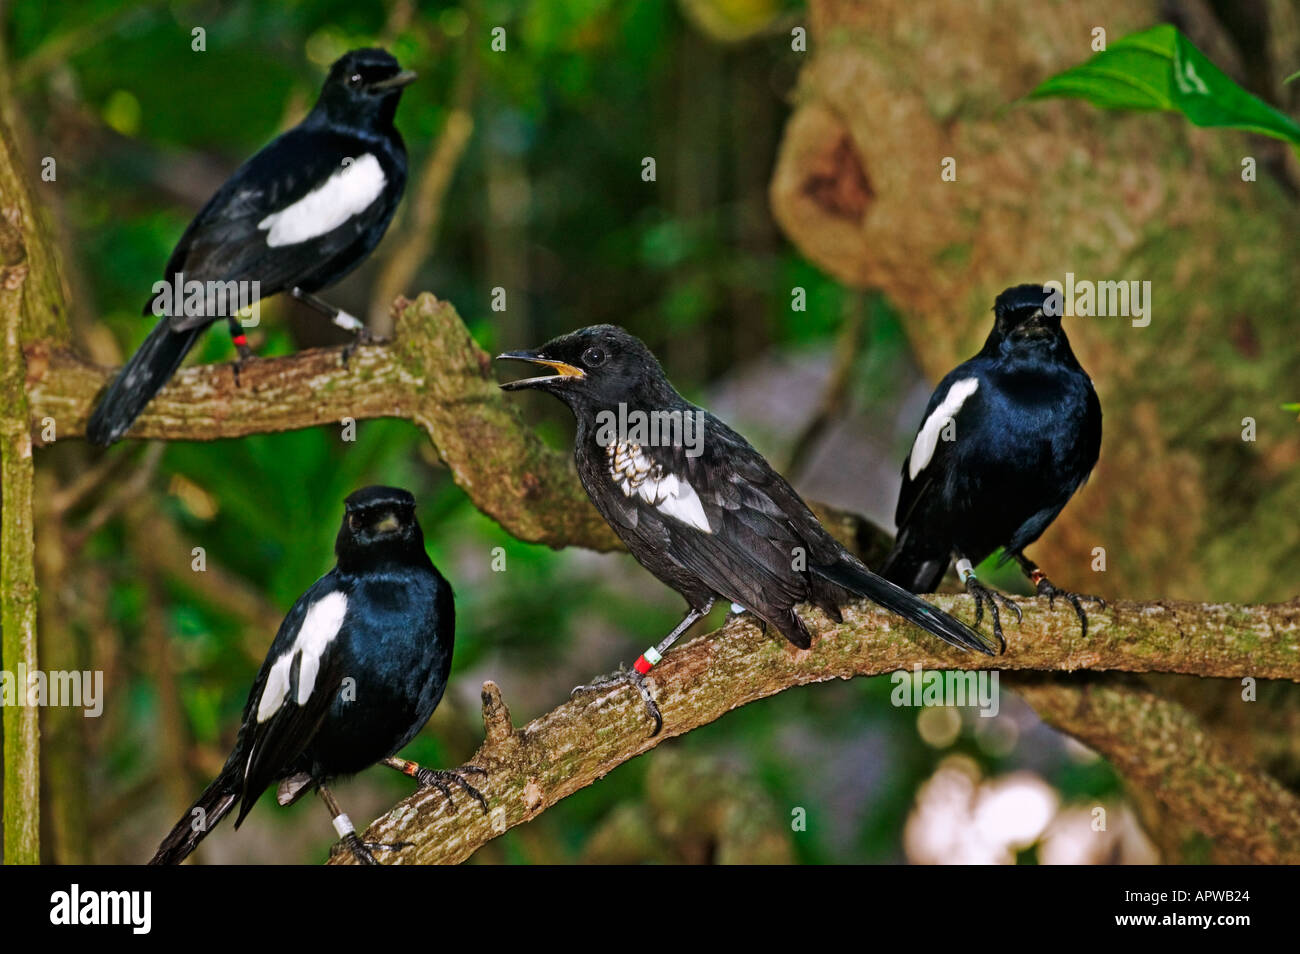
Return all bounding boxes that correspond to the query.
[814,559,995,655]
[87,320,204,446]
[149,765,240,865]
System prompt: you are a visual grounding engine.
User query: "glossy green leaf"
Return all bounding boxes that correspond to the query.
[1030,25,1300,146]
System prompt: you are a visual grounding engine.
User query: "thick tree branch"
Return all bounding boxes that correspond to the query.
[329,594,1300,864]
[1014,675,1300,864]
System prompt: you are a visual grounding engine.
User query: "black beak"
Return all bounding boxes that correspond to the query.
[1012,310,1052,339]
[369,69,418,91]
[496,351,586,391]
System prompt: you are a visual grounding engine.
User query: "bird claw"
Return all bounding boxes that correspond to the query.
[572,665,663,737]
[332,832,410,865]
[1034,576,1105,638]
[414,766,489,815]
[230,351,255,387]
[340,327,374,367]
[964,577,1019,652]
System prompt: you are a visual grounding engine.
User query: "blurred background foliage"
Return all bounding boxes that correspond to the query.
[9,0,1237,864]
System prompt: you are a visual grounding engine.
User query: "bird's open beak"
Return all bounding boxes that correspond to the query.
[496,351,586,390]
[369,69,418,91]
[374,512,401,533]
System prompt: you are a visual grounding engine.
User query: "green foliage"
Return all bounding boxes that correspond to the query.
[1030,25,1300,148]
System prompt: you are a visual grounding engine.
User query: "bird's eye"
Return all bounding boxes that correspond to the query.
[348,73,363,88]
[348,514,361,531]
[582,347,606,368]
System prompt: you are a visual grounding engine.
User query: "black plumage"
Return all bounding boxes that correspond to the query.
[88,48,415,446]
[150,486,484,866]
[881,284,1104,644]
[498,326,992,734]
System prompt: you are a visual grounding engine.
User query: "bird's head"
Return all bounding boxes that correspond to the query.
[988,284,1069,358]
[496,325,677,413]
[317,48,416,127]
[336,485,424,564]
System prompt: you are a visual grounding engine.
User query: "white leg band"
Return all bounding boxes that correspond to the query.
[333,310,363,332]
[333,813,355,838]
[955,558,975,582]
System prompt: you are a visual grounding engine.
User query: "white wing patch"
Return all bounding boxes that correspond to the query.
[607,442,712,533]
[257,154,386,247]
[908,377,979,480]
[256,590,349,723]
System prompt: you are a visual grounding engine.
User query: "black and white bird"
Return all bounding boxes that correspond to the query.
[150,486,485,866]
[880,284,1105,646]
[87,48,415,446]
[498,326,993,735]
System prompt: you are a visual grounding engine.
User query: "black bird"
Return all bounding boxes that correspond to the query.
[880,284,1104,646]
[87,48,415,446]
[498,326,993,734]
[150,486,485,866]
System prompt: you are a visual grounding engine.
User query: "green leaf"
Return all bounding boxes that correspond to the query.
[1282,402,1300,414]
[1030,25,1300,146]
[1284,70,1300,85]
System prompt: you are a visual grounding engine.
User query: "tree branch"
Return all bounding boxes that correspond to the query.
[1013,675,1300,864]
[328,593,1300,864]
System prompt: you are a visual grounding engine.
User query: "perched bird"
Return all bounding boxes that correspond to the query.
[498,326,993,735]
[880,284,1104,645]
[150,486,484,866]
[87,48,415,446]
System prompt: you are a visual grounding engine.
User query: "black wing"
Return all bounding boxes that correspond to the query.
[160,126,402,329]
[232,572,352,825]
[587,411,992,653]
[894,364,985,532]
[589,410,837,619]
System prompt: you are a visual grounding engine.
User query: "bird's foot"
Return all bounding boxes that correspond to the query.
[1032,574,1105,638]
[331,832,412,865]
[230,348,256,386]
[964,576,1021,652]
[340,325,374,368]
[571,664,663,737]
[414,766,489,815]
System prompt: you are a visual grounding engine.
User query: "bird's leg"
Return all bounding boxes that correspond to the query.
[1013,553,1105,638]
[954,555,1020,652]
[225,316,256,384]
[318,783,407,864]
[382,757,488,815]
[290,287,374,365]
[571,598,715,737]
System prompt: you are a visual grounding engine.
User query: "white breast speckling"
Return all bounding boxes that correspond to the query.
[607,442,711,533]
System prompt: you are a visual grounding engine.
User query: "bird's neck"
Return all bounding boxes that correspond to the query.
[307,103,402,142]
[572,387,694,448]
[335,542,433,577]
